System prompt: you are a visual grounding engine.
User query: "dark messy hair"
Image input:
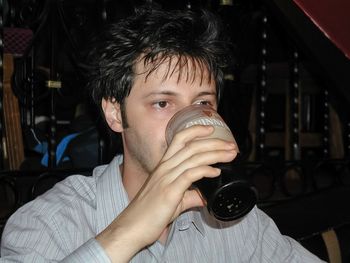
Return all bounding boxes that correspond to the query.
[86,7,230,112]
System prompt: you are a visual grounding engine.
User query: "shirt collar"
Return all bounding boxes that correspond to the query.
[176,208,206,236]
[95,155,128,230]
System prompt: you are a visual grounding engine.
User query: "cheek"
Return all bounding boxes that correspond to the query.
[133,117,167,146]
[148,121,168,145]
[149,122,170,159]
[125,103,172,148]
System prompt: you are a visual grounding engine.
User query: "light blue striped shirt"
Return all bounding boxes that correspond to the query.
[0,155,324,262]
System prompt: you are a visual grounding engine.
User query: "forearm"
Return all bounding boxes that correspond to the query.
[1,238,111,263]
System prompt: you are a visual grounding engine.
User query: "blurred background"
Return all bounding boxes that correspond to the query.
[1,0,350,261]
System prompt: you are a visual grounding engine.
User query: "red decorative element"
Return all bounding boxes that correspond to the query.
[294,0,350,59]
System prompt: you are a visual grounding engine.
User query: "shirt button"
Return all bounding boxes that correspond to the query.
[177,220,190,231]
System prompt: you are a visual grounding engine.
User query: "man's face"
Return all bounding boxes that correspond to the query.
[121,58,217,175]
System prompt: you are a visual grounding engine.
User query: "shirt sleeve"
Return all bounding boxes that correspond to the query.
[60,239,111,263]
[0,207,111,263]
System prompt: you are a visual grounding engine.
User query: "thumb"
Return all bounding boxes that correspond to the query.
[181,189,206,211]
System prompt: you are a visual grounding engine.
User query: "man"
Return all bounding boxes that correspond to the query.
[1,7,323,262]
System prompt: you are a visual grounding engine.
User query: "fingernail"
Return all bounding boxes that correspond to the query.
[215,168,222,174]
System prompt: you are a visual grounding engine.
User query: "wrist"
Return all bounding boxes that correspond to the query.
[96,223,144,263]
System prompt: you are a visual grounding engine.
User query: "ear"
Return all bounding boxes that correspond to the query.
[101,98,123,132]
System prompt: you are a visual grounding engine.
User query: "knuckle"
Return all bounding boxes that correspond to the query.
[180,168,199,185]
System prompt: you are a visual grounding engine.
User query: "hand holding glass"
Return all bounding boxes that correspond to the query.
[166,105,257,221]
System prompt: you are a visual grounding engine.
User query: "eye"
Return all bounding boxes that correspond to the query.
[153,101,169,109]
[196,100,212,106]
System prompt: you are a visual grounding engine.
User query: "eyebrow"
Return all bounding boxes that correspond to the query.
[144,91,217,99]
[144,91,178,98]
[196,91,217,97]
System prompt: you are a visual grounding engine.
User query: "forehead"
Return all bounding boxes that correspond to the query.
[134,55,215,87]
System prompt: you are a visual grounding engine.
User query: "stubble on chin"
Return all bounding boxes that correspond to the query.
[127,136,168,177]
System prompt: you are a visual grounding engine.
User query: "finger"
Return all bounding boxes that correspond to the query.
[169,165,221,195]
[180,189,207,212]
[163,125,215,161]
[164,138,237,170]
[161,135,237,177]
[166,147,237,182]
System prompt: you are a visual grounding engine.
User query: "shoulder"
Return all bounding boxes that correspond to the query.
[5,155,123,229]
[6,163,109,227]
[1,156,126,260]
